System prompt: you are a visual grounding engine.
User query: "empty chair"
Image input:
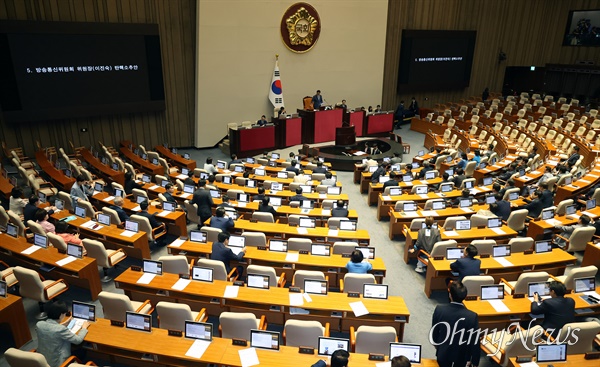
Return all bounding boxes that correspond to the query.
[500,271,549,295]
[470,240,496,255]
[508,237,534,252]
[196,258,239,281]
[292,270,326,289]
[184,200,201,224]
[506,209,528,233]
[340,273,375,293]
[0,260,17,287]
[219,312,266,339]
[566,112,576,122]
[555,199,573,215]
[417,240,459,269]
[101,206,122,226]
[202,226,222,243]
[502,188,520,201]
[7,211,27,237]
[98,291,153,322]
[13,266,69,319]
[82,239,126,282]
[575,126,586,137]
[284,319,329,348]
[462,275,495,297]
[585,130,596,142]
[464,161,477,177]
[288,238,312,252]
[332,242,359,255]
[555,226,595,252]
[4,348,78,367]
[470,214,490,228]
[242,232,267,247]
[550,265,597,290]
[442,216,468,230]
[158,255,192,275]
[394,201,415,211]
[288,214,308,226]
[553,322,600,354]
[251,212,274,223]
[156,301,206,331]
[246,264,286,287]
[57,191,74,212]
[350,325,397,354]
[77,200,96,218]
[481,325,542,366]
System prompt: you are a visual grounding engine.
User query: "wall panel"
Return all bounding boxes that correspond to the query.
[0,0,196,157]
[382,0,600,111]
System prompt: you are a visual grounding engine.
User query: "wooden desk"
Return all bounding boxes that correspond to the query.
[508,355,597,367]
[525,206,600,240]
[0,233,102,300]
[582,242,600,268]
[35,150,76,191]
[0,294,32,348]
[80,148,125,186]
[232,219,370,245]
[119,147,163,176]
[154,145,196,170]
[364,113,394,136]
[424,249,576,297]
[90,192,187,237]
[368,177,443,206]
[115,268,409,337]
[0,171,14,200]
[85,319,436,367]
[466,287,600,330]
[52,211,150,260]
[167,243,386,286]
[299,108,344,144]
[229,125,277,157]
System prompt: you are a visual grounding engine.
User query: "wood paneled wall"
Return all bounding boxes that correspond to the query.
[0,0,196,157]
[382,0,600,111]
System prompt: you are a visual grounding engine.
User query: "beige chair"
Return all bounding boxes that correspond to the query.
[459,178,476,190]
[550,265,597,290]
[156,301,207,331]
[462,275,495,297]
[4,348,84,367]
[195,258,239,281]
[132,188,149,202]
[481,325,542,366]
[508,237,534,252]
[0,260,18,287]
[27,220,46,236]
[219,312,267,339]
[553,322,600,354]
[409,218,426,231]
[410,185,428,194]
[287,238,312,252]
[82,239,126,283]
[500,271,549,295]
[470,214,491,228]
[470,240,496,256]
[332,242,358,255]
[77,200,96,218]
[502,188,520,201]
[350,325,397,354]
[47,232,68,253]
[340,273,375,293]
[158,255,192,275]
[506,209,528,232]
[442,216,468,230]
[58,191,74,212]
[417,240,459,268]
[246,264,286,287]
[0,206,9,228]
[251,212,274,223]
[28,174,58,197]
[555,226,595,252]
[98,291,153,322]
[284,320,330,348]
[7,210,27,237]
[555,199,573,215]
[101,206,121,226]
[183,200,201,224]
[13,266,68,319]
[241,232,267,247]
[292,270,326,290]
[202,227,222,243]
[130,214,167,245]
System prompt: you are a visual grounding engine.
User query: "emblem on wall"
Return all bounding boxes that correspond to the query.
[280,2,321,53]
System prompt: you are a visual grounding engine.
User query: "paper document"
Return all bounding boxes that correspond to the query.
[170,238,186,248]
[297,227,308,234]
[353,151,367,156]
[103,196,115,202]
[176,174,187,179]
[470,188,481,194]
[376,363,392,367]
[171,278,191,291]
[518,363,539,367]
[488,299,510,312]
[382,195,392,201]
[579,179,591,184]
[149,185,159,190]
[494,257,514,267]
[120,230,137,237]
[328,229,339,236]
[181,193,192,199]
[237,202,247,208]
[224,285,239,298]
[402,211,419,218]
[132,205,141,211]
[444,231,459,237]
[419,194,429,199]
[544,219,562,226]
[303,293,312,303]
[490,227,506,235]
[530,171,540,175]
[238,347,260,367]
[582,211,598,218]
[137,273,156,284]
[321,209,331,216]
[185,339,211,359]
[21,245,41,255]
[80,221,98,229]
[56,256,77,266]
[157,211,170,217]
[289,293,304,306]
[349,301,369,317]
[285,253,299,262]
[420,210,438,216]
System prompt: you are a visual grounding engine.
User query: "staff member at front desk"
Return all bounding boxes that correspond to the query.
[256,115,268,126]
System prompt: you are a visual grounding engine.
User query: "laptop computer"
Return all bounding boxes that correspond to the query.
[480,285,504,300]
[0,280,6,298]
[339,220,357,231]
[301,200,314,209]
[254,168,265,176]
[389,187,402,196]
[247,274,270,290]
[446,248,463,260]
[183,184,195,194]
[67,300,96,333]
[97,213,111,226]
[269,240,288,252]
[403,174,413,182]
[55,198,65,210]
[125,311,152,332]
[587,199,596,210]
[6,223,18,238]
[455,220,471,230]
[228,235,245,255]
[67,243,84,259]
[574,277,595,293]
[249,329,280,350]
[304,279,328,295]
[277,171,288,178]
[565,204,576,216]
[184,321,213,341]
[237,193,249,202]
[363,284,388,299]
[74,206,87,218]
[299,217,316,228]
[488,217,502,228]
[483,177,493,186]
[311,243,330,256]
[270,183,283,192]
[327,186,341,195]
[389,343,422,364]
[143,259,163,275]
[528,281,551,298]
[432,200,446,210]
[403,202,417,212]
[162,201,176,213]
[541,208,555,220]
[425,171,436,180]
[189,230,207,243]
[536,344,567,363]
[459,199,472,208]
[33,233,48,248]
[318,337,349,356]
[440,184,452,193]
[485,195,496,204]
[208,189,220,198]
[191,266,213,282]
[270,197,282,207]
[222,176,232,184]
[492,245,511,257]
[415,186,428,194]
[508,192,519,201]
[124,220,139,233]
[355,246,375,260]
[535,240,552,254]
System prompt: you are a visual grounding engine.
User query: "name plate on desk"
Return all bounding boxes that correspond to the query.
[257,246,267,250]
[131,265,142,272]
[369,353,385,361]
[168,329,183,337]
[299,346,315,355]
[289,287,301,293]
[110,320,124,327]
[513,293,525,299]
[347,292,360,298]
[585,352,600,360]
[232,338,248,346]
[233,280,245,286]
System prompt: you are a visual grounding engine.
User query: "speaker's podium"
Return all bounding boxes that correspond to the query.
[298,108,344,144]
[335,125,356,146]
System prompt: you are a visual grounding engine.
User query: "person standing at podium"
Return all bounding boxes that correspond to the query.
[312,90,324,109]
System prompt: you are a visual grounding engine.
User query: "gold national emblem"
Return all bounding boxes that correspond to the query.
[280,3,321,53]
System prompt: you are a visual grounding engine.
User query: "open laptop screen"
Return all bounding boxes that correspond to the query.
[185,321,213,341]
[318,337,349,356]
[67,243,84,259]
[33,233,48,248]
[191,266,213,282]
[0,280,6,298]
[534,241,552,254]
[75,206,86,218]
[455,220,471,230]
[492,245,511,258]
[536,344,567,363]
[304,279,328,295]
[389,343,422,364]
[189,230,207,243]
[574,277,595,293]
[72,301,96,321]
[299,217,316,228]
[6,223,18,238]
[124,220,139,233]
[247,274,270,290]
[528,282,551,297]
[143,259,163,275]
[269,240,288,252]
[541,208,554,220]
[125,311,152,332]
[339,220,357,231]
[403,202,417,212]
[480,285,504,300]
[488,218,502,228]
[587,199,596,210]
[363,284,388,299]
[440,184,452,193]
[250,329,280,350]
[228,235,245,255]
[97,213,111,226]
[355,246,375,260]
[327,186,341,195]
[446,248,463,260]
[432,200,446,210]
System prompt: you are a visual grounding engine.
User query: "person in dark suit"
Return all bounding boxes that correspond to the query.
[371,163,388,183]
[138,201,161,228]
[418,161,433,179]
[311,90,324,110]
[209,207,234,233]
[531,281,575,338]
[383,172,400,189]
[217,195,234,209]
[191,179,214,227]
[162,183,176,203]
[24,196,54,224]
[566,145,580,167]
[313,161,328,174]
[450,245,481,282]
[311,349,349,367]
[539,182,554,208]
[286,160,300,175]
[431,281,480,367]
[257,197,277,216]
[229,154,242,168]
[452,168,466,188]
[331,200,348,218]
[110,196,130,223]
[253,187,266,202]
[490,194,511,221]
[289,187,307,202]
[498,179,516,199]
[517,189,543,219]
[256,115,268,126]
[409,97,419,116]
[211,232,246,274]
[124,171,143,195]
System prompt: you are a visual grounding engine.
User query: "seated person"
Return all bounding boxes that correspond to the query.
[206,175,217,190]
[498,179,516,198]
[437,172,452,191]
[313,161,328,174]
[346,249,372,274]
[409,216,441,273]
[359,156,378,170]
[554,214,591,248]
[449,245,481,281]
[204,157,218,175]
[257,197,277,216]
[110,196,130,223]
[531,281,575,338]
[418,160,433,179]
[370,163,389,183]
[9,187,27,216]
[452,168,466,188]
[229,153,242,168]
[471,150,481,166]
[253,186,266,202]
[36,208,55,234]
[456,153,468,170]
[392,356,412,367]
[124,172,143,195]
[138,200,161,228]
[489,194,511,221]
[383,172,400,189]
[390,151,403,164]
[210,207,234,233]
[451,189,475,207]
[290,187,307,202]
[211,232,246,275]
[321,172,336,187]
[311,349,350,367]
[293,169,310,184]
[217,195,234,209]
[24,195,55,224]
[55,221,82,245]
[162,183,176,203]
[331,200,349,217]
[286,152,295,162]
[256,115,268,126]
[516,189,543,218]
[286,160,300,175]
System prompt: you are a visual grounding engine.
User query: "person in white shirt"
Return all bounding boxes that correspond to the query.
[204,157,218,175]
[320,172,336,186]
[293,170,310,184]
[9,187,27,216]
